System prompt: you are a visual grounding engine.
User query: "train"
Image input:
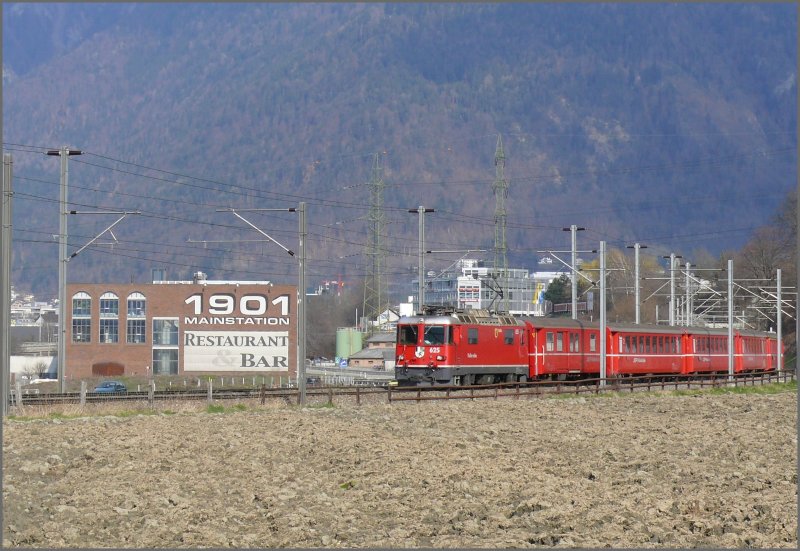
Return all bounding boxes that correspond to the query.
[394,308,783,386]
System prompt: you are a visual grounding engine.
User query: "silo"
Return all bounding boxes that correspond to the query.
[336,328,363,359]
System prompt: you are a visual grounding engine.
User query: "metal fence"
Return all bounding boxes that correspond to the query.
[7,369,795,411]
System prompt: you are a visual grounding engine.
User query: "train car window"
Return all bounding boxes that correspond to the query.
[398,325,418,345]
[468,328,478,345]
[572,332,580,352]
[624,336,631,353]
[556,333,564,352]
[424,325,446,345]
[590,333,597,352]
[504,329,514,345]
[546,332,554,351]
[645,336,651,354]
[657,336,663,354]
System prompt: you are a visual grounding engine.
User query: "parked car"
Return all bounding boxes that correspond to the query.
[93,381,127,393]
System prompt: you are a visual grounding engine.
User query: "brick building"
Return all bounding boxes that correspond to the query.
[65,280,297,380]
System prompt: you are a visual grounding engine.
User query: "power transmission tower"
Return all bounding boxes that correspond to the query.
[493,134,509,312]
[363,152,387,330]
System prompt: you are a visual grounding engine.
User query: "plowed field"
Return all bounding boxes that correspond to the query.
[2,390,797,548]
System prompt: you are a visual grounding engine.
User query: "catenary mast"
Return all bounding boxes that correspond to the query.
[493,134,509,312]
[363,153,387,329]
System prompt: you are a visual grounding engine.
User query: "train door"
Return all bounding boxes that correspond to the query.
[517,327,527,379]
[680,333,690,374]
[542,328,557,375]
[606,331,619,377]
[545,329,569,373]
[589,330,600,376]
[734,333,744,373]
[454,325,463,366]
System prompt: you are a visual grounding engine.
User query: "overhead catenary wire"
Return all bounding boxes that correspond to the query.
[4,138,795,296]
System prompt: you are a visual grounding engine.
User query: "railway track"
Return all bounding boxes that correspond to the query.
[7,370,794,409]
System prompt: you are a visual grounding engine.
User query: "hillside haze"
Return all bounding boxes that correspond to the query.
[3,3,797,299]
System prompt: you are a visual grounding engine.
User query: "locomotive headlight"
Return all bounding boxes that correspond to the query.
[436,355,446,361]
[398,354,405,361]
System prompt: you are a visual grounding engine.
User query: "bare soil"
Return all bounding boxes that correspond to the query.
[2,390,797,548]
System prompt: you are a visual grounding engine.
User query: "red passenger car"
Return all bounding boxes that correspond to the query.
[518,317,601,378]
[682,326,731,374]
[607,324,686,376]
[736,329,777,373]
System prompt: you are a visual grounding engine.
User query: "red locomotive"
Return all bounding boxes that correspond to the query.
[394,309,782,386]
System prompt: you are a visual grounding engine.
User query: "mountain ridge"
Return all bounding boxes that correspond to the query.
[3,3,796,298]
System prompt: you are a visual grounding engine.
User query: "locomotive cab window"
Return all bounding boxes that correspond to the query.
[424,325,450,345]
[398,325,418,345]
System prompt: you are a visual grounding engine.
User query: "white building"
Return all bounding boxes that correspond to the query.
[415,259,565,316]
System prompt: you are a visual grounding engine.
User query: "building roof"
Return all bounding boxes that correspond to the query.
[349,348,395,361]
[366,331,395,344]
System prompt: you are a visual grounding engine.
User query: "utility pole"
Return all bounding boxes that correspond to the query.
[298,202,307,406]
[564,225,585,319]
[47,146,82,393]
[727,258,734,381]
[685,262,691,326]
[663,253,682,327]
[626,243,647,324]
[493,134,509,312]
[409,206,434,314]
[1,154,12,416]
[599,241,607,386]
[219,205,307,405]
[777,269,782,373]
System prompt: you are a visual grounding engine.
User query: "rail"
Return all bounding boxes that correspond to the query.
[6,370,795,410]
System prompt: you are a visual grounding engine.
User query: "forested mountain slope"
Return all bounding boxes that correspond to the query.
[3,3,796,298]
